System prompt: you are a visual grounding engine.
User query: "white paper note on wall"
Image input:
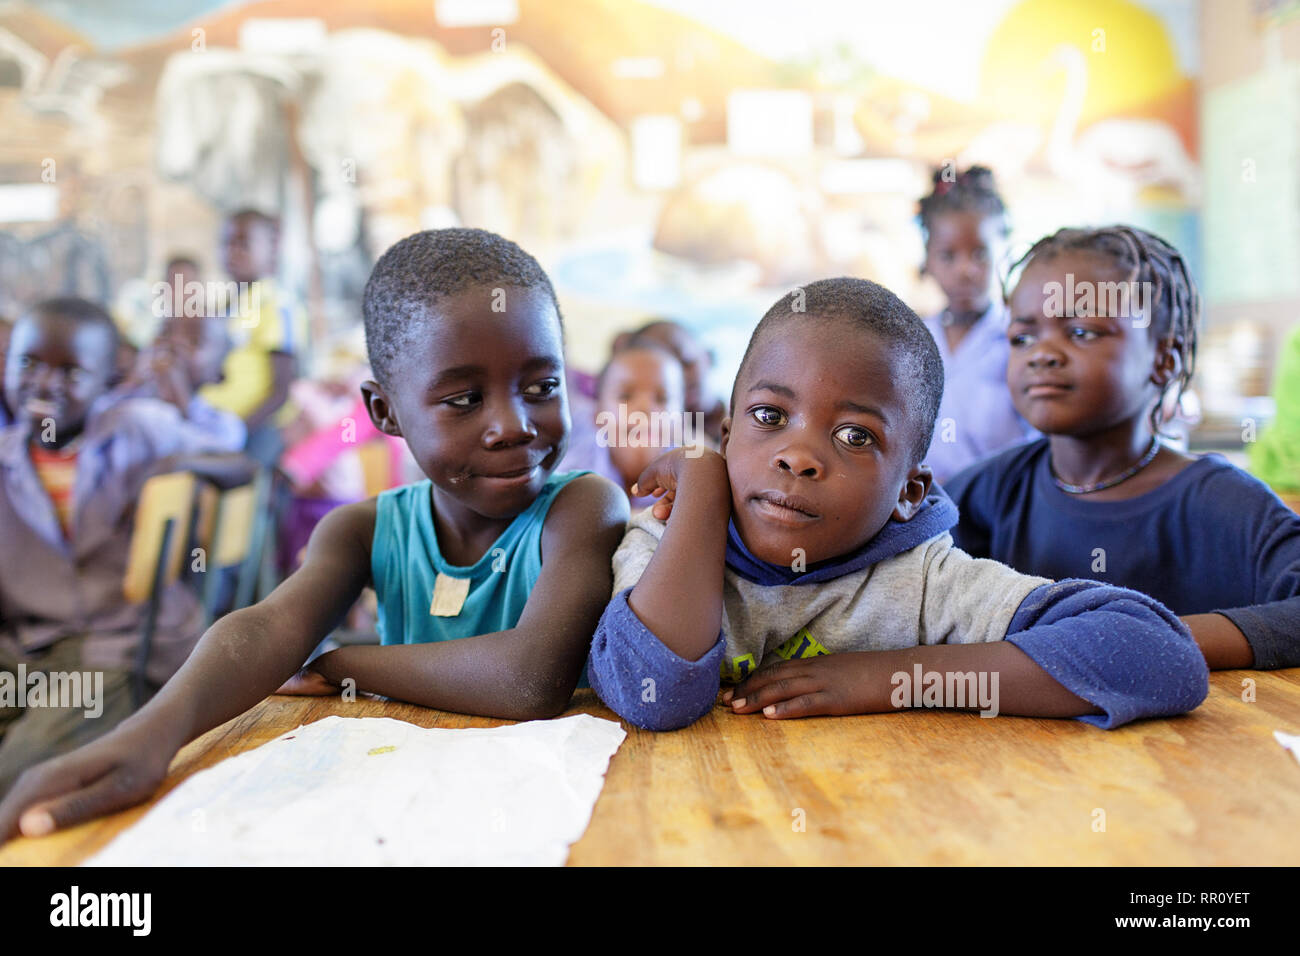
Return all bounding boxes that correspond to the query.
[86,714,626,866]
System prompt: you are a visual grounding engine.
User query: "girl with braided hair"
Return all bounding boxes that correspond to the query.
[916,165,1036,482]
[945,224,1300,672]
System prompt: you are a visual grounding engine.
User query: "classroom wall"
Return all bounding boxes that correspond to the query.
[1199,0,1300,395]
[0,0,1206,392]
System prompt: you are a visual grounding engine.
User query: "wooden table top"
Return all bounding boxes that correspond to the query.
[3,670,1299,866]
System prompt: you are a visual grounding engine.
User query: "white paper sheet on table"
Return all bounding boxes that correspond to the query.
[86,713,626,866]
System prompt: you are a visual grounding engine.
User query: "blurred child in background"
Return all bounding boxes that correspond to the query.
[93,312,245,452]
[589,340,689,511]
[0,298,250,792]
[199,209,305,466]
[916,166,1035,483]
[616,318,725,445]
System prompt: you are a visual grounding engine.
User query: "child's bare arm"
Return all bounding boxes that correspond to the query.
[0,502,376,842]
[1182,614,1254,669]
[308,474,629,720]
[621,448,731,662]
[726,642,1101,719]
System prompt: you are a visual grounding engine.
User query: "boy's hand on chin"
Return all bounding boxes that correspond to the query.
[631,446,728,522]
[724,653,879,718]
[275,667,341,696]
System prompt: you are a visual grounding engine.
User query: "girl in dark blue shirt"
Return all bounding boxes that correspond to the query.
[946,225,1300,671]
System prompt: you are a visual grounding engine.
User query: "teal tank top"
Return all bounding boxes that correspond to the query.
[370,470,587,647]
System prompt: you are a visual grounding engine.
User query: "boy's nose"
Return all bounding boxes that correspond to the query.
[773,442,823,479]
[482,399,537,447]
[1027,343,1065,369]
[27,365,63,394]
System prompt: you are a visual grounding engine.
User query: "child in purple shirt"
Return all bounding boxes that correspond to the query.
[916,166,1035,482]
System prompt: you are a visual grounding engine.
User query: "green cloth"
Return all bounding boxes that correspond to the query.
[1251,325,1300,492]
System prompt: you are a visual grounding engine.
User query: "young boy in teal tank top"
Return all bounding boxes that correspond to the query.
[371,472,585,645]
[0,229,629,842]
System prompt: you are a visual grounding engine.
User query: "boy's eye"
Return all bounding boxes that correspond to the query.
[444,392,480,409]
[833,424,874,448]
[751,405,785,427]
[524,378,560,399]
[1009,332,1034,347]
[1070,327,1101,341]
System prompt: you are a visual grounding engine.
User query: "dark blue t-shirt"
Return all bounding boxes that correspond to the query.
[944,438,1300,669]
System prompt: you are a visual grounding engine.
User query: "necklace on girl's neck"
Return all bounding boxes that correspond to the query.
[1051,437,1161,495]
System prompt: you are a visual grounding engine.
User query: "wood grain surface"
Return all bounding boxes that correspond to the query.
[2,670,1298,866]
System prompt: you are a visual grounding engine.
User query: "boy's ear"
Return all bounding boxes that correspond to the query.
[360,380,402,437]
[892,463,932,522]
[719,415,732,456]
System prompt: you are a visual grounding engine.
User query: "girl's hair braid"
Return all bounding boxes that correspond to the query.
[917,165,1009,243]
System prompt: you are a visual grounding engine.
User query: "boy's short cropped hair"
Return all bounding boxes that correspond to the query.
[362,227,562,386]
[595,338,679,398]
[732,277,945,464]
[29,296,119,348]
[227,207,279,228]
[164,254,200,274]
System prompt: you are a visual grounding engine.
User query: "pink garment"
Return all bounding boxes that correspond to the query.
[279,397,405,495]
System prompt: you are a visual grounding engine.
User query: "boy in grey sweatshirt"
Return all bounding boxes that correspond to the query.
[587,278,1208,730]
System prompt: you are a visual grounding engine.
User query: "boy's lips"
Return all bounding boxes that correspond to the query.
[749,490,820,526]
[477,457,548,487]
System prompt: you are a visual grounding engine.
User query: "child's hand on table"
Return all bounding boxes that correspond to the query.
[724,653,880,718]
[0,719,176,843]
[275,667,341,696]
[631,446,727,522]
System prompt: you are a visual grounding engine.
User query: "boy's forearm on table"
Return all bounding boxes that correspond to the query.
[1183,613,1254,669]
[310,636,574,719]
[626,483,730,662]
[861,643,1101,718]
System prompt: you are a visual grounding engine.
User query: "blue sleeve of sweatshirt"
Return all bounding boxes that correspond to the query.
[1208,473,1300,669]
[587,588,725,731]
[1219,598,1300,669]
[1004,579,1209,728]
